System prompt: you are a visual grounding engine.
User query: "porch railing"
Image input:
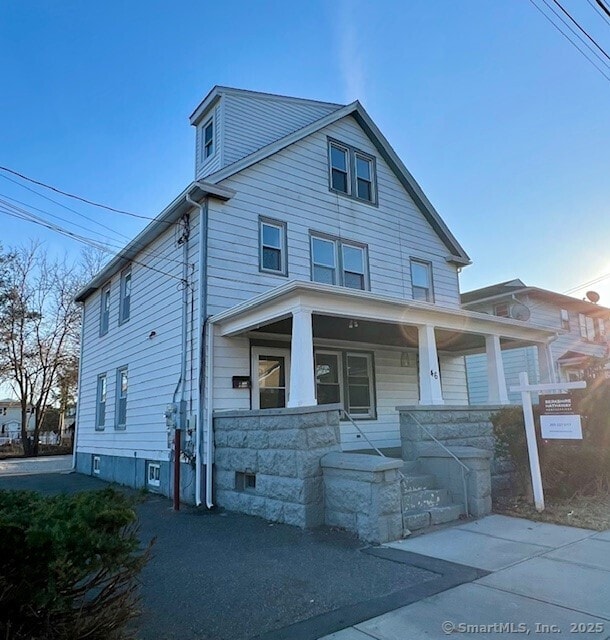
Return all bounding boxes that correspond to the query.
[404,411,470,517]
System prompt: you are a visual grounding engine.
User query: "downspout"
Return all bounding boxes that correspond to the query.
[172,212,190,510]
[186,193,208,507]
[72,302,86,470]
[205,319,214,508]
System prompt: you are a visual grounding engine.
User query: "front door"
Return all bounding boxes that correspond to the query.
[251,347,291,409]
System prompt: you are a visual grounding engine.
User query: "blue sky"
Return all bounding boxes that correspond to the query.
[1,0,609,300]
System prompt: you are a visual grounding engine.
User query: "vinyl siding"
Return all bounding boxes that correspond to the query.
[206,114,461,318]
[212,333,467,450]
[195,104,223,179]
[465,293,609,402]
[222,93,340,168]
[77,211,201,461]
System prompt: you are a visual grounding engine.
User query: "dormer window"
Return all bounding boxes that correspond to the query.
[202,118,214,160]
[328,138,376,204]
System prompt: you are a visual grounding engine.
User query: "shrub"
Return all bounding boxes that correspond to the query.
[491,404,610,499]
[0,488,152,640]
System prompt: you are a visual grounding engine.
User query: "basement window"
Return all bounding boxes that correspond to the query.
[147,462,161,488]
[92,456,100,475]
[235,471,256,492]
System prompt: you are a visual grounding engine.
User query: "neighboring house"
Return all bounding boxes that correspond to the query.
[74,87,556,506]
[462,279,610,404]
[0,399,36,444]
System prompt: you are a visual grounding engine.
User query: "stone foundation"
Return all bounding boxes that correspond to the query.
[398,405,516,495]
[321,452,404,543]
[213,404,342,528]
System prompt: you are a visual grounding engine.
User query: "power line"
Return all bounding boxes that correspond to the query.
[0,165,156,221]
[0,202,187,286]
[551,0,610,63]
[0,191,188,268]
[596,0,610,19]
[529,0,610,81]
[588,0,610,26]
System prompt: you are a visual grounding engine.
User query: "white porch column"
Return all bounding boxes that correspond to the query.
[288,308,317,408]
[537,342,555,383]
[418,325,444,405]
[485,334,509,404]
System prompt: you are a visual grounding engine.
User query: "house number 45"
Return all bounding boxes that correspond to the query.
[430,369,439,379]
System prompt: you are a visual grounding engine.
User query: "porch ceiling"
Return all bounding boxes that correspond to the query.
[211,281,557,347]
[253,316,533,353]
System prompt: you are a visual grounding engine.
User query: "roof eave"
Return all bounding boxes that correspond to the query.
[74,181,234,303]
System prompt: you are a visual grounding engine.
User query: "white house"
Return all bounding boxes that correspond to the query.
[74,87,557,513]
[0,399,36,445]
[462,279,610,404]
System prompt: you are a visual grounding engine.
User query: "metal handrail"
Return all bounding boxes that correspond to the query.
[406,411,470,517]
[341,409,411,534]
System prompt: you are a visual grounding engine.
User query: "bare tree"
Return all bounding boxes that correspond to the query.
[0,243,81,456]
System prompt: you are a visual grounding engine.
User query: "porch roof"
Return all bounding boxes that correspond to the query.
[211,281,558,350]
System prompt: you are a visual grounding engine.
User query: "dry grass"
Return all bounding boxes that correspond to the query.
[494,493,610,531]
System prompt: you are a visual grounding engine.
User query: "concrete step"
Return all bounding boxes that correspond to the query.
[400,461,420,474]
[399,473,436,492]
[403,503,465,530]
[401,488,451,511]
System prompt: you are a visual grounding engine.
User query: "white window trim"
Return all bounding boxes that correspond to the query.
[327,138,377,205]
[115,366,128,430]
[259,217,288,276]
[410,258,434,303]
[93,455,101,475]
[560,309,570,330]
[310,233,369,290]
[100,283,111,336]
[119,267,131,325]
[201,117,215,161]
[147,462,161,488]
[95,373,106,431]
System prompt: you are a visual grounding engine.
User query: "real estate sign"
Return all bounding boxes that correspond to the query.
[539,393,583,440]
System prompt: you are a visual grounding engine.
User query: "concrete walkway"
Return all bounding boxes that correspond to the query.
[321,515,610,639]
[0,454,73,476]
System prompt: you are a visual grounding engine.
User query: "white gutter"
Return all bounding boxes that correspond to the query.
[205,320,215,509]
[187,194,206,507]
[72,302,86,470]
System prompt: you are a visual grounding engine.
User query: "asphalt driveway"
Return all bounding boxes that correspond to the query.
[0,472,482,640]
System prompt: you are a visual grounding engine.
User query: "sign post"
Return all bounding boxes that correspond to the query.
[509,372,586,512]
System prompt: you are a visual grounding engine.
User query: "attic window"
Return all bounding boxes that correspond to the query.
[328,138,376,204]
[202,118,214,160]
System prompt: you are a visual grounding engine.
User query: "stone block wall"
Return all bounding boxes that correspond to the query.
[398,405,515,495]
[417,445,492,517]
[213,404,341,528]
[321,452,404,544]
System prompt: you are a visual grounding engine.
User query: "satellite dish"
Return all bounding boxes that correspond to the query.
[586,291,600,304]
[510,302,531,321]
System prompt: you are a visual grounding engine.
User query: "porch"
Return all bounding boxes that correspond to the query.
[209,281,557,451]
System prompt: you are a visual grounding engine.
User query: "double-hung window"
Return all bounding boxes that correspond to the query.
[119,267,131,324]
[311,234,368,290]
[411,259,433,302]
[315,350,376,419]
[100,283,110,335]
[579,313,596,341]
[95,374,107,430]
[259,217,287,275]
[329,143,349,193]
[560,309,570,330]
[202,118,214,160]
[116,367,128,429]
[328,139,376,204]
